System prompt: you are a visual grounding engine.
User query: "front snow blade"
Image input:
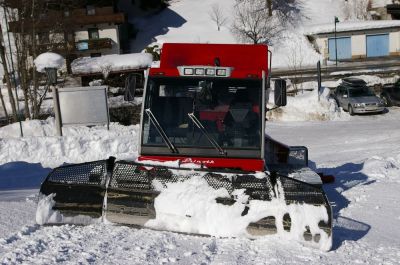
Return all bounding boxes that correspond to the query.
[37,159,332,249]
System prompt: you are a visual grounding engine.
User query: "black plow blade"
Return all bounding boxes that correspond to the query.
[37,158,332,250]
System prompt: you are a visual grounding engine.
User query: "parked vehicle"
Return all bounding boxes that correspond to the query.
[380,79,400,107]
[334,78,385,115]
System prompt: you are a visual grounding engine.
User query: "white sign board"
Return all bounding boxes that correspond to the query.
[57,86,109,127]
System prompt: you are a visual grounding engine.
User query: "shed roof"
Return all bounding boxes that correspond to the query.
[71,53,153,76]
[306,20,400,35]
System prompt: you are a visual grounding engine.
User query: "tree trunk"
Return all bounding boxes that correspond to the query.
[0,24,18,122]
[267,0,272,16]
[0,85,8,119]
[31,0,39,119]
[16,13,31,119]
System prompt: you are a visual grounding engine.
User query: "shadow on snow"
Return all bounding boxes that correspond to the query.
[0,162,51,191]
[311,161,372,250]
[131,8,187,52]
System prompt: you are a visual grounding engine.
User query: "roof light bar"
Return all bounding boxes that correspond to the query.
[178,66,233,77]
[183,68,194,75]
[195,68,205,75]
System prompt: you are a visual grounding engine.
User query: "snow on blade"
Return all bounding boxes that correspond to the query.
[145,173,332,251]
[36,193,101,225]
[34,52,65,73]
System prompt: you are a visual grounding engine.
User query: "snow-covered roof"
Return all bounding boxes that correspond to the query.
[34,52,65,73]
[370,0,393,9]
[71,53,153,75]
[306,20,400,35]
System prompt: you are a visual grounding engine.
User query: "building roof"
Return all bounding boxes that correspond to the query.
[71,53,153,76]
[306,20,400,35]
[370,0,393,9]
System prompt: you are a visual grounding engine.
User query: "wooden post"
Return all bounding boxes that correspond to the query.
[52,86,62,136]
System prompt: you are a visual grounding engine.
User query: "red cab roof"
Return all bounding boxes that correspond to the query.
[150,43,269,79]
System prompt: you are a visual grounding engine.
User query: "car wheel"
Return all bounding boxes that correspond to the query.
[349,105,355,116]
[381,94,392,107]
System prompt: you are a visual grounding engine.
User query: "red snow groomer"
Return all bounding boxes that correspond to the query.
[39,44,332,249]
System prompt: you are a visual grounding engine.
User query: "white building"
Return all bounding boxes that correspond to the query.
[306,20,400,62]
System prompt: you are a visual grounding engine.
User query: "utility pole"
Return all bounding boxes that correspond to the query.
[334,16,339,67]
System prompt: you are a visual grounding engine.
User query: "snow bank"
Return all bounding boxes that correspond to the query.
[36,193,100,225]
[34,52,64,73]
[71,53,153,75]
[362,155,400,184]
[146,173,332,251]
[0,118,139,168]
[267,86,349,121]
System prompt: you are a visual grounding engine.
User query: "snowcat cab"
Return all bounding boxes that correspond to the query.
[37,43,332,250]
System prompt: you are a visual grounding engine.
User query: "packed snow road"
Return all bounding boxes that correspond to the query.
[1,109,400,264]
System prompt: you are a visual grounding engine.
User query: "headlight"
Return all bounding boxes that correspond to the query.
[354,103,363,108]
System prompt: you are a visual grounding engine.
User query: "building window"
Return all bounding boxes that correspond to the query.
[86,5,96,15]
[38,32,50,44]
[64,10,70,17]
[88,28,99,40]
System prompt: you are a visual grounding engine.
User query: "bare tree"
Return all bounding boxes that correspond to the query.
[0,21,18,121]
[0,83,9,118]
[1,0,81,119]
[209,4,228,31]
[232,0,282,44]
[286,40,305,94]
[236,0,303,25]
[343,0,371,20]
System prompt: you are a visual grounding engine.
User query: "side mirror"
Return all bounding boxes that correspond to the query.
[274,79,287,107]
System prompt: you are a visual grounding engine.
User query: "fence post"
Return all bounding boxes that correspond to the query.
[317,61,322,101]
[52,86,62,136]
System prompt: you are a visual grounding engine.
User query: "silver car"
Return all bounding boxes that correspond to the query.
[334,78,385,115]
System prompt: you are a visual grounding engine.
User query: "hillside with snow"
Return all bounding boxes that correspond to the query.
[128,0,346,67]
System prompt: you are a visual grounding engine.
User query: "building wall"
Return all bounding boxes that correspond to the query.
[311,27,400,62]
[389,31,400,55]
[74,23,121,56]
[351,35,366,59]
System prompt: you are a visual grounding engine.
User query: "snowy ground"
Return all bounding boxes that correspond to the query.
[1,107,400,264]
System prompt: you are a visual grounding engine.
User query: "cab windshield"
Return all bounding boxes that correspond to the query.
[142,77,262,150]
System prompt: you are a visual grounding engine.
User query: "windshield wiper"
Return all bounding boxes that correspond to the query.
[145,109,179,154]
[188,113,227,156]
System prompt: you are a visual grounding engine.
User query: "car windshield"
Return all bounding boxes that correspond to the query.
[349,86,375,97]
[142,77,262,150]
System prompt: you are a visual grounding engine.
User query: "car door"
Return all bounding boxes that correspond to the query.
[392,81,400,103]
[334,86,342,105]
[336,86,346,109]
[341,87,350,110]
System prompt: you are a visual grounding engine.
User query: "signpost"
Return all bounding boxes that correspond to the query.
[45,67,63,136]
[55,86,110,135]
